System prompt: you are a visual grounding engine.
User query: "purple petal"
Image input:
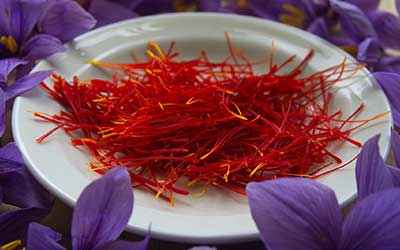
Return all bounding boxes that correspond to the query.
[330,0,377,43]
[38,0,96,43]
[95,237,150,250]
[397,0,400,15]
[246,178,342,250]
[346,0,380,11]
[187,247,217,250]
[248,0,318,26]
[0,0,12,35]
[0,158,53,209]
[132,0,174,15]
[9,0,47,43]
[307,18,329,40]
[0,142,24,163]
[391,130,400,168]
[0,208,48,245]
[89,0,137,27]
[368,11,400,50]
[0,59,28,83]
[356,135,400,200]
[71,167,133,250]
[373,72,400,127]
[26,223,65,250]
[5,70,51,100]
[356,38,382,66]
[21,34,65,62]
[340,188,400,249]
[376,55,400,74]
[0,88,5,137]
[198,0,221,11]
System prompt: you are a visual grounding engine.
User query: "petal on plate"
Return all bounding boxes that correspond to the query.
[368,11,400,50]
[373,72,400,127]
[26,223,65,250]
[356,38,382,66]
[356,135,400,200]
[21,34,65,62]
[88,0,137,27]
[37,0,96,43]
[346,0,380,11]
[0,58,28,83]
[5,70,52,100]
[71,167,133,250]
[95,237,150,250]
[0,207,48,245]
[330,0,377,43]
[0,142,24,163]
[9,0,47,43]
[246,178,342,250]
[340,188,400,250]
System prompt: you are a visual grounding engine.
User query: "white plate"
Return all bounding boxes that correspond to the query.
[12,13,392,244]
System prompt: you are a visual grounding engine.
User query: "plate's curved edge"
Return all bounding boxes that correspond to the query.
[11,13,393,244]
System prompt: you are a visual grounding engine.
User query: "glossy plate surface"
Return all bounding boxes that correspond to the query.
[12,13,392,243]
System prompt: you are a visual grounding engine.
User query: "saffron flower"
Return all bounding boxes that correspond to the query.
[0,142,53,247]
[26,167,149,250]
[0,0,96,73]
[246,133,400,250]
[0,58,51,136]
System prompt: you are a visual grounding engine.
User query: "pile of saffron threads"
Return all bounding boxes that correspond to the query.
[35,40,379,203]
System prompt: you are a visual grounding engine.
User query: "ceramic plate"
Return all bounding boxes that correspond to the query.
[12,13,392,244]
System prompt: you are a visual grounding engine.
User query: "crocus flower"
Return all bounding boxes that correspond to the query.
[0,58,51,136]
[0,142,53,246]
[26,167,149,250]
[373,72,400,127]
[198,0,256,15]
[0,0,96,73]
[248,0,377,50]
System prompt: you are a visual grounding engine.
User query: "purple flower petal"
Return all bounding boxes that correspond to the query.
[198,0,221,11]
[346,0,380,11]
[357,38,382,67]
[248,0,318,27]
[95,237,150,250]
[9,0,47,43]
[307,17,329,40]
[88,0,137,27]
[38,0,96,43]
[71,167,133,250]
[330,0,377,43]
[0,208,48,245]
[368,11,400,50]
[0,59,28,83]
[21,34,65,62]
[26,223,65,250]
[0,157,53,209]
[0,88,5,137]
[391,130,400,168]
[0,142,24,163]
[356,135,400,200]
[376,56,400,74]
[397,0,400,15]
[340,188,400,249]
[246,178,342,250]
[5,70,51,100]
[0,0,12,35]
[187,247,217,250]
[373,72,400,127]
